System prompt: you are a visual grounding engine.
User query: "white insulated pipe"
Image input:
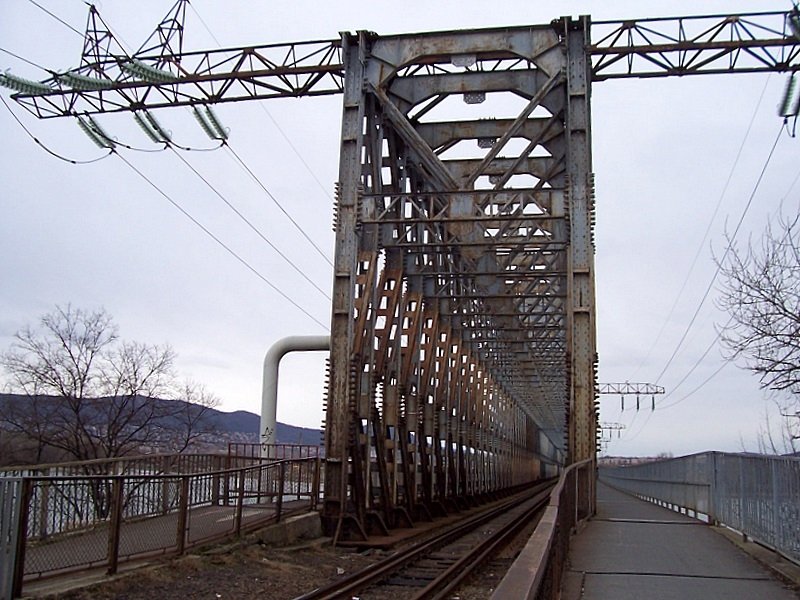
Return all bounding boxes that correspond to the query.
[260,335,330,456]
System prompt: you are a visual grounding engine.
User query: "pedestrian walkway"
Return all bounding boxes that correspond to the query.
[562,482,799,600]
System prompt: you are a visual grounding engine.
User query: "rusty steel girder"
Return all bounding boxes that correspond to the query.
[322,19,596,540]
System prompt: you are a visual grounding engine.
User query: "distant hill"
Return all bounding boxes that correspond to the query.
[206,406,321,445]
[0,393,321,447]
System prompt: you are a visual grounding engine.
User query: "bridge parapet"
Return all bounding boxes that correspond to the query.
[600,452,800,565]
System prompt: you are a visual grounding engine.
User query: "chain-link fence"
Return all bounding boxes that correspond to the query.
[600,452,800,565]
[1,450,322,598]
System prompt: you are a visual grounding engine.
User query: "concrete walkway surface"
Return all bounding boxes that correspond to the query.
[562,482,799,600]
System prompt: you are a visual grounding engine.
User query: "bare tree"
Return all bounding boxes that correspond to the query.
[0,305,217,464]
[717,212,800,454]
[164,380,220,453]
[717,212,800,394]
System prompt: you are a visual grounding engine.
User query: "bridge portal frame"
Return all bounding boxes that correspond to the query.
[323,19,596,539]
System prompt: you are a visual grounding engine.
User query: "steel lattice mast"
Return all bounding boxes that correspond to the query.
[3,4,798,539]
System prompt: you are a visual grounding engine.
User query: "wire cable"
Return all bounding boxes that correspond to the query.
[188,2,335,203]
[225,145,334,266]
[653,123,786,385]
[659,360,732,411]
[25,0,84,38]
[630,76,771,379]
[116,152,329,330]
[168,147,332,300]
[0,47,53,73]
[1,96,111,164]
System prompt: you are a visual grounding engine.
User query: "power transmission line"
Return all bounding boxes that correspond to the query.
[225,145,334,266]
[187,2,335,203]
[653,123,786,385]
[25,0,84,38]
[0,47,50,72]
[168,147,332,300]
[4,9,334,319]
[625,156,800,442]
[0,96,111,164]
[116,152,329,330]
[630,76,771,379]
[623,125,786,445]
[12,2,335,270]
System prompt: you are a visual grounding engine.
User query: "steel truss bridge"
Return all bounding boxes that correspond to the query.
[6,4,799,540]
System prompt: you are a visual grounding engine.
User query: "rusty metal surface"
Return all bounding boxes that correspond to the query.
[321,21,591,540]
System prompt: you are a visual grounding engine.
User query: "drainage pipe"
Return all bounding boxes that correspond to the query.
[260,335,330,457]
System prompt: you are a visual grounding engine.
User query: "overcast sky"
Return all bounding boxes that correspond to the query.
[1,0,797,457]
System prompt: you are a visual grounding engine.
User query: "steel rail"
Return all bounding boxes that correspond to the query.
[293,481,554,600]
[409,486,553,600]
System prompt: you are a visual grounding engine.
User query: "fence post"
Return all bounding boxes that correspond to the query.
[311,454,322,510]
[710,452,719,526]
[107,478,123,575]
[771,458,780,550]
[234,469,245,536]
[3,478,33,598]
[37,480,49,540]
[223,455,232,506]
[176,476,189,555]
[276,463,286,523]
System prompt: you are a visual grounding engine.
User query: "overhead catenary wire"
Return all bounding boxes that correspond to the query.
[116,152,329,331]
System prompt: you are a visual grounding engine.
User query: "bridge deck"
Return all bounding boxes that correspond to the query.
[562,482,798,599]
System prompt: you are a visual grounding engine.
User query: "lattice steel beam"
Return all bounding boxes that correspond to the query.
[8,10,798,120]
[598,382,666,395]
[591,11,800,80]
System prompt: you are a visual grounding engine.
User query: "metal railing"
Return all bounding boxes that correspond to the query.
[0,453,232,479]
[491,459,595,600]
[1,449,323,599]
[227,443,321,461]
[600,452,800,565]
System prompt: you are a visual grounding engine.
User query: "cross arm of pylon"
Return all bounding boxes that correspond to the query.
[591,10,800,80]
[5,10,799,119]
[6,38,344,119]
[598,383,665,395]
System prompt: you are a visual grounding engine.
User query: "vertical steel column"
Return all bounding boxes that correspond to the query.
[564,17,598,466]
[323,32,367,537]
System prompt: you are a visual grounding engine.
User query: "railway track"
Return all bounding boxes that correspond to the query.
[294,481,554,600]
